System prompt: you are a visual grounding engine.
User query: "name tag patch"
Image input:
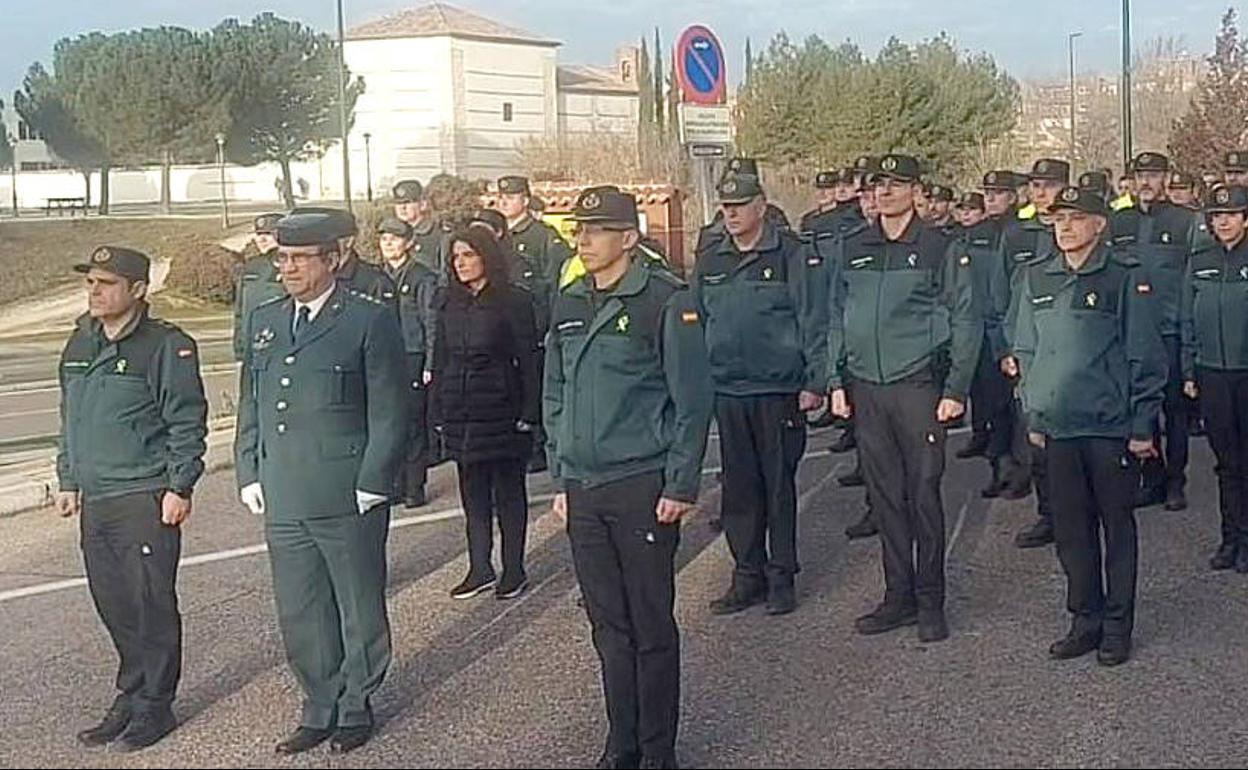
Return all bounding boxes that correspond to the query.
[556,319,586,332]
[850,256,874,269]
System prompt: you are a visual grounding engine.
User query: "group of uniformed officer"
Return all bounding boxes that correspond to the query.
[56,139,1248,767]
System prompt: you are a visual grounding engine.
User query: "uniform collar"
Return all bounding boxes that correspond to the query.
[716,221,782,257]
[293,282,336,322]
[869,213,922,244]
[411,218,436,237]
[86,301,149,343]
[567,254,649,299]
[1048,245,1110,275]
[510,214,535,234]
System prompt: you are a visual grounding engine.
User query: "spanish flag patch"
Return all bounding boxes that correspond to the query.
[177,348,194,358]
[1137,283,1152,294]
[681,311,699,324]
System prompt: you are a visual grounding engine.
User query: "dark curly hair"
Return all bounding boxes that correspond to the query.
[447,227,512,290]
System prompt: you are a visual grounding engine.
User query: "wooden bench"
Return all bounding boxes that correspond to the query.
[44,197,87,217]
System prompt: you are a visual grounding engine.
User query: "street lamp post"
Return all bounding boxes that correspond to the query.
[1121,0,1133,174]
[363,132,373,202]
[1069,32,1083,171]
[336,0,353,212]
[8,133,18,219]
[214,133,229,229]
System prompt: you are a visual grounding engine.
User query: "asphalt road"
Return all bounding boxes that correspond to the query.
[0,428,1244,768]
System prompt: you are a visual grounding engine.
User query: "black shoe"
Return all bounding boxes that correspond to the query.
[1048,629,1102,660]
[1210,543,1238,570]
[1163,485,1187,511]
[956,434,989,459]
[981,477,1005,499]
[595,749,642,769]
[1236,547,1248,574]
[999,473,1032,500]
[275,726,333,755]
[917,609,949,642]
[1134,484,1166,509]
[403,487,427,508]
[527,455,548,474]
[828,430,857,453]
[844,510,879,540]
[709,583,766,615]
[495,574,529,599]
[76,697,132,747]
[330,724,374,754]
[766,582,796,616]
[1014,520,1055,549]
[837,469,865,487]
[707,516,722,532]
[640,755,679,769]
[450,573,497,599]
[854,603,918,635]
[1096,637,1132,667]
[111,710,177,753]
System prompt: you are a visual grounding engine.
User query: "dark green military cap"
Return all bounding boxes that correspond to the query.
[377,216,413,239]
[497,175,531,195]
[1205,184,1248,213]
[1166,170,1196,190]
[982,170,1015,191]
[471,208,508,234]
[1225,151,1248,172]
[1133,151,1170,173]
[956,192,985,210]
[254,213,284,234]
[1029,158,1071,183]
[74,246,151,282]
[570,188,639,230]
[837,167,857,184]
[725,157,760,178]
[717,173,764,204]
[1078,170,1111,198]
[288,206,358,237]
[875,153,921,183]
[928,183,954,202]
[392,179,424,202]
[1049,186,1109,217]
[815,171,837,189]
[276,212,351,247]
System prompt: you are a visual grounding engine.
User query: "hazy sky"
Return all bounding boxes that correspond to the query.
[0,0,1239,98]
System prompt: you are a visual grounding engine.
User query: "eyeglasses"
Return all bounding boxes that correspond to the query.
[274,251,328,266]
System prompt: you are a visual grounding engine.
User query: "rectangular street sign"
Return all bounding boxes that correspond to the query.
[679,104,732,145]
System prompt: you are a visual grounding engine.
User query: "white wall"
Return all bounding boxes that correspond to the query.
[0,160,322,210]
[558,90,640,138]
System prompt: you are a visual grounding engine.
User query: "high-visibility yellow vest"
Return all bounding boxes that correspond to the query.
[1018,203,1037,220]
[1111,193,1135,211]
[558,245,667,291]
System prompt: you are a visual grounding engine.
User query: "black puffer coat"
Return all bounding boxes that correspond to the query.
[430,282,541,463]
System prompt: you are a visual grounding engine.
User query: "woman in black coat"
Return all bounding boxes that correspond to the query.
[430,227,541,600]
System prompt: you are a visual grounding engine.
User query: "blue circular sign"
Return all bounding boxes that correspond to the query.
[676,25,726,104]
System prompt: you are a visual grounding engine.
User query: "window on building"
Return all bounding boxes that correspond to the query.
[17,120,43,142]
[503,102,513,122]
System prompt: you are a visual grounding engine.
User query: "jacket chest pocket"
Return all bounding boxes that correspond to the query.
[322,361,363,405]
[101,375,154,415]
[747,281,792,314]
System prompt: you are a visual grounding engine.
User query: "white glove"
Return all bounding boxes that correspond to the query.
[356,490,388,516]
[240,483,265,516]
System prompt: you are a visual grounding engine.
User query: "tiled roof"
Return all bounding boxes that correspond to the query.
[346,2,559,46]
[556,65,639,95]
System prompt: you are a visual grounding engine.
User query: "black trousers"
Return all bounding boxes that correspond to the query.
[568,471,679,759]
[80,490,182,715]
[396,355,428,500]
[1047,437,1139,640]
[1142,335,1190,492]
[853,376,946,610]
[715,393,806,587]
[457,457,529,581]
[970,339,1014,460]
[1010,398,1051,521]
[1198,368,1248,547]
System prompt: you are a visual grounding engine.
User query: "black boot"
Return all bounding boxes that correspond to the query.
[709,581,766,615]
[1210,542,1238,570]
[827,429,857,453]
[956,432,990,459]
[275,726,333,755]
[1014,518,1055,549]
[837,467,865,487]
[1163,481,1187,511]
[1049,627,1102,660]
[854,602,918,635]
[76,696,131,747]
[844,509,879,540]
[111,709,177,753]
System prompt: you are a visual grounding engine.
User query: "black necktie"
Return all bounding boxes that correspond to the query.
[294,306,311,340]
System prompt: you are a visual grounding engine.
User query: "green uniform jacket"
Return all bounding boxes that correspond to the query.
[232,253,286,362]
[692,223,828,395]
[957,220,1008,357]
[382,256,439,363]
[234,285,409,518]
[800,205,866,238]
[410,219,447,275]
[337,255,396,304]
[512,215,573,300]
[1114,201,1205,337]
[826,216,981,399]
[1181,236,1248,378]
[991,212,1057,354]
[1014,247,1166,441]
[543,257,714,503]
[57,305,208,501]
